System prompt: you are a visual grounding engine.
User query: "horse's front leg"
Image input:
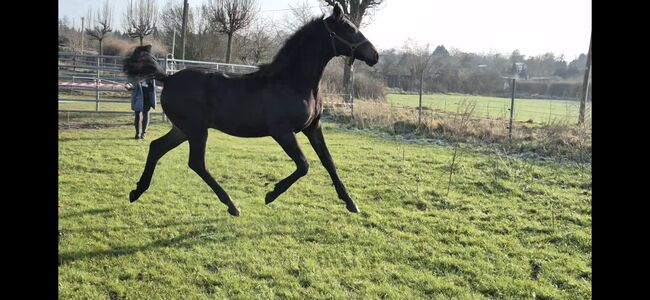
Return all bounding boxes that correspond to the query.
[265,132,309,205]
[303,121,359,213]
[130,126,187,202]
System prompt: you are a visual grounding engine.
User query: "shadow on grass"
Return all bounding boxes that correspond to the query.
[59,229,227,266]
[59,208,114,219]
[58,216,235,266]
[60,217,225,234]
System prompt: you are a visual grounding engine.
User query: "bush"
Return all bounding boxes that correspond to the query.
[461,71,503,95]
[320,62,385,101]
[102,38,133,56]
[353,72,385,100]
[102,37,169,58]
[516,81,582,99]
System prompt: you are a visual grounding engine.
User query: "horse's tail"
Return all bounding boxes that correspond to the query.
[123,45,168,83]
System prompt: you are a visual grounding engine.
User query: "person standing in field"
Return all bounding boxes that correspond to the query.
[126,78,156,140]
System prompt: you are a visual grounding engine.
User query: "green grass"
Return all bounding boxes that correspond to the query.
[59,121,591,299]
[386,93,590,124]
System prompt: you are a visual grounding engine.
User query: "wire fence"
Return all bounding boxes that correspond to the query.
[382,95,591,125]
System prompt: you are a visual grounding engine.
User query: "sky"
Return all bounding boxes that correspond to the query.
[59,0,591,60]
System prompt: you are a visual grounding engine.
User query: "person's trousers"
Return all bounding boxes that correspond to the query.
[134,105,152,137]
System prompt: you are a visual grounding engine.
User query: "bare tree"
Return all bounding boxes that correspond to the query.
[203,0,259,63]
[160,0,194,57]
[235,18,275,64]
[283,0,316,33]
[85,0,113,55]
[124,0,159,46]
[319,0,385,101]
[376,48,398,75]
[188,6,227,61]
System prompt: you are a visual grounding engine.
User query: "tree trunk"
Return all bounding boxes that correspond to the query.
[181,0,189,60]
[342,12,364,103]
[343,63,354,102]
[139,36,143,46]
[226,33,233,63]
[99,39,103,56]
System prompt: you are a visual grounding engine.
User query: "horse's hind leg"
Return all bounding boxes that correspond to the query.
[130,126,187,202]
[186,127,240,216]
[265,132,309,205]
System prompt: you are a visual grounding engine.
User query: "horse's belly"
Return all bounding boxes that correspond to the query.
[212,123,269,137]
[211,106,269,137]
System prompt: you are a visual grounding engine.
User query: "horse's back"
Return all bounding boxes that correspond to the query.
[160,68,272,137]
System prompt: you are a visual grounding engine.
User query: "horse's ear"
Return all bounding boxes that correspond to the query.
[143,45,152,52]
[332,3,343,22]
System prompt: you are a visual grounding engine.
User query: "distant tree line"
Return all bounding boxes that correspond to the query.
[376,45,589,99]
[58,0,589,100]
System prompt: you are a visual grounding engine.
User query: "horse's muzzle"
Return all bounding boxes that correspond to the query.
[367,51,379,66]
[360,44,379,66]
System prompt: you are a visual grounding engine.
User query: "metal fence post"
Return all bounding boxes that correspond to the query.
[96,56,100,111]
[508,78,516,142]
[487,102,490,118]
[350,70,355,122]
[418,71,423,126]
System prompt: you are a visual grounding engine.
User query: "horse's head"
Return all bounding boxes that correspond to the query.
[323,4,379,66]
[123,45,163,82]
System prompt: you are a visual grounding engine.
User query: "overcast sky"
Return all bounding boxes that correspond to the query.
[59,0,591,60]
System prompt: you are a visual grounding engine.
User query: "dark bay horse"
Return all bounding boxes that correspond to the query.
[123,4,379,216]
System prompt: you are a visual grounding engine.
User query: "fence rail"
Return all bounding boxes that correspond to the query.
[58,52,262,117]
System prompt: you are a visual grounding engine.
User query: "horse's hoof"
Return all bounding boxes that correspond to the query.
[346,203,360,213]
[265,191,278,205]
[228,206,241,217]
[129,190,141,203]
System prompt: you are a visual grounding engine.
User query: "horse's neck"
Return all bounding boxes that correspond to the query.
[289,50,331,95]
[271,29,333,96]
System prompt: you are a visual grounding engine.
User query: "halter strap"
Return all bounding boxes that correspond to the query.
[322,19,369,66]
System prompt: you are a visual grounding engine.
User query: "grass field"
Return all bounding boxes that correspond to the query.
[59,121,591,299]
[386,93,590,124]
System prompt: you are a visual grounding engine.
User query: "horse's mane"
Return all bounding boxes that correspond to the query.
[250,16,326,78]
[123,45,166,80]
